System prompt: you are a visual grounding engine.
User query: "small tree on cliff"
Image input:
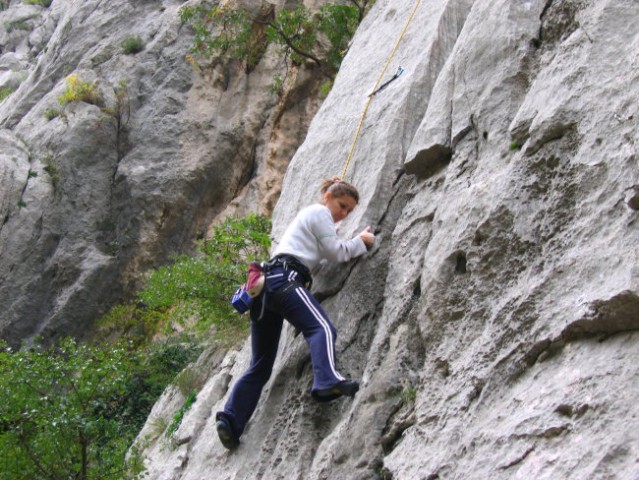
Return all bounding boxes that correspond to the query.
[0,339,140,480]
[179,1,375,87]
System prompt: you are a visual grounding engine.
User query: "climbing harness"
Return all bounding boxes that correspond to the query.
[341,0,422,180]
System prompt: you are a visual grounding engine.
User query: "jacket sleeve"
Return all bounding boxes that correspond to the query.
[311,207,368,263]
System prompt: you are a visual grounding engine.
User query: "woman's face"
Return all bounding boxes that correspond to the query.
[323,192,357,222]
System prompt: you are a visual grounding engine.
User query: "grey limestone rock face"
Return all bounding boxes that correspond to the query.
[134,0,639,479]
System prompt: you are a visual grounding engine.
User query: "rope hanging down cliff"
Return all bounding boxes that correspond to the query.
[340,0,422,180]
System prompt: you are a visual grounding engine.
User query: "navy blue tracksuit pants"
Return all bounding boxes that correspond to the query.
[219,266,346,438]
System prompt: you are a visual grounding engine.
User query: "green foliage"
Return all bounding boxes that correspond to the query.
[42,153,60,191]
[0,88,14,103]
[0,339,138,480]
[43,107,62,120]
[58,74,102,107]
[317,4,361,70]
[24,0,53,7]
[16,199,26,208]
[403,384,417,404]
[135,213,271,344]
[201,212,271,278]
[173,364,205,396]
[121,35,145,54]
[180,4,261,70]
[0,338,200,480]
[117,340,202,432]
[509,142,522,151]
[319,79,334,98]
[180,1,375,81]
[269,72,284,95]
[266,4,317,67]
[6,17,35,33]
[27,169,37,178]
[148,415,169,440]
[94,303,167,345]
[377,466,394,480]
[166,390,197,437]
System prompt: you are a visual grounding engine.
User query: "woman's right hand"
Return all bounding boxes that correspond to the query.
[358,226,375,249]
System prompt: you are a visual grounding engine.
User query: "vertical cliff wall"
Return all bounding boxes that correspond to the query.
[135,0,639,479]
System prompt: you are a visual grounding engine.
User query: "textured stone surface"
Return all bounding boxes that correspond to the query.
[134,0,639,479]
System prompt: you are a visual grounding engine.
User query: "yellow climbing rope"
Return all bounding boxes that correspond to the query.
[341,0,422,180]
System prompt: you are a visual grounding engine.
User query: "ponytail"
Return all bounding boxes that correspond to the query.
[320,177,360,203]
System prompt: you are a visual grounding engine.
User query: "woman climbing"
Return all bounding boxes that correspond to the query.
[216,176,376,449]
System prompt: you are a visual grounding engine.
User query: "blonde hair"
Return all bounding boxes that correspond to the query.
[320,176,360,203]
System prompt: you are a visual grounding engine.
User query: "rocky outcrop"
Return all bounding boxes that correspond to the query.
[0,0,321,344]
[135,0,639,479]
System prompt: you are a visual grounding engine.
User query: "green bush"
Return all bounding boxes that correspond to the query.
[43,107,62,120]
[116,340,202,432]
[0,339,140,480]
[136,213,271,344]
[180,1,375,81]
[6,18,34,32]
[0,337,201,480]
[42,154,60,192]
[166,390,197,437]
[58,74,102,106]
[0,88,14,103]
[121,35,144,54]
[24,0,53,7]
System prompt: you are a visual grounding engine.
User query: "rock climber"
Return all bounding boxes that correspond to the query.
[215,176,376,449]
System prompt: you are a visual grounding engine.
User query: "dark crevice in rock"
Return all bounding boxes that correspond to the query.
[522,338,553,367]
[539,0,584,48]
[524,122,579,156]
[624,186,639,210]
[404,144,452,178]
[374,172,413,235]
[340,306,381,354]
[562,291,639,341]
[498,445,536,470]
[512,291,639,376]
[465,377,486,406]
[380,399,416,455]
[382,276,424,348]
[452,124,473,149]
[555,402,590,418]
[539,0,555,41]
[454,252,467,274]
[469,113,480,163]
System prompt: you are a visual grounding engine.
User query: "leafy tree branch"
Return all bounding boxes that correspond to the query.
[180,1,375,84]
